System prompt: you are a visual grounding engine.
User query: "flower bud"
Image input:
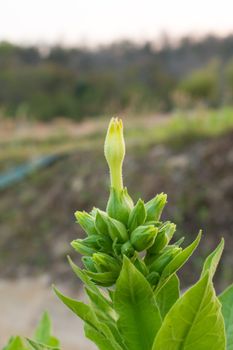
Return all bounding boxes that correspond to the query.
[95,210,109,235]
[96,235,112,253]
[130,225,158,252]
[148,222,176,255]
[92,252,121,274]
[71,239,96,256]
[107,187,134,225]
[147,271,160,286]
[121,241,135,257]
[107,216,128,243]
[149,245,182,274]
[113,239,122,256]
[82,256,97,272]
[134,258,148,276]
[75,211,98,236]
[86,270,118,287]
[104,117,125,192]
[128,199,146,232]
[145,193,167,222]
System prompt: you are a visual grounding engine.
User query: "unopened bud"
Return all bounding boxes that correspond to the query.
[107,216,128,242]
[145,193,167,222]
[95,210,109,235]
[75,211,98,236]
[148,222,176,254]
[71,239,96,256]
[149,245,182,274]
[104,117,125,192]
[147,271,160,286]
[131,225,158,251]
[128,199,146,232]
[121,241,135,257]
[92,252,121,273]
[107,187,134,225]
[134,258,148,276]
[96,235,112,253]
[86,270,118,287]
[82,256,97,272]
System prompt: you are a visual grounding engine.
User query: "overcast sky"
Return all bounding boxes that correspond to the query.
[1,0,233,46]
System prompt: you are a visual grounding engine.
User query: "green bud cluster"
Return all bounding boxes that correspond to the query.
[71,118,184,287]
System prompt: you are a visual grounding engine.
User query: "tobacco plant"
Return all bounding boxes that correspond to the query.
[53,118,233,350]
[3,118,233,350]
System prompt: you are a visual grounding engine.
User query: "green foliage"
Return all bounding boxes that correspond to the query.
[178,61,219,106]
[33,312,60,348]
[4,35,233,120]
[114,257,162,350]
[152,273,226,350]
[52,118,232,350]
[4,118,232,349]
[219,284,233,350]
[3,312,60,350]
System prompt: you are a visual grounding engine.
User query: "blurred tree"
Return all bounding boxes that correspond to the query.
[1,35,233,120]
[176,60,220,107]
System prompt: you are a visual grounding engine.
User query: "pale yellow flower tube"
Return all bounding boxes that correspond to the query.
[104,117,125,192]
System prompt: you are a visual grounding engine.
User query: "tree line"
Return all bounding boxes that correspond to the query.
[1,34,233,120]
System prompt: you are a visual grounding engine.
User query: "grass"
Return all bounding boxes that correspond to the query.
[1,107,233,171]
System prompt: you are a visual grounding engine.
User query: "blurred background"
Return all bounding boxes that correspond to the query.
[0,0,233,349]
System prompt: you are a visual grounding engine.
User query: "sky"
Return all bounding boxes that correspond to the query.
[1,0,233,46]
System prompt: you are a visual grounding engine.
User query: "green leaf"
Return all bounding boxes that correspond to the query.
[114,257,162,350]
[3,336,29,350]
[219,284,233,350]
[84,324,121,350]
[156,231,202,293]
[34,312,59,347]
[34,312,51,344]
[54,287,123,350]
[155,274,180,319]
[54,286,99,329]
[27,339,59,350]
[201,239,224,278]
[152,273,226,350]
[85,292,127,350]
[68,256,112,306]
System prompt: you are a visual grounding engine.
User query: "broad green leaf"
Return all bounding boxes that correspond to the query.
[27,339,59,350]
[114,257,162,350]
[219,284,233,350]
[156,231,202,293]
[152,273,226,350]
[3,336,29,350]
[84,324,121,350]
[201,239,224,278]
[54,287,123,350]
[155,274,180,319]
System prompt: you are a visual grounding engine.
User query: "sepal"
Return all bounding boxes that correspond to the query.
[107,187,134,225]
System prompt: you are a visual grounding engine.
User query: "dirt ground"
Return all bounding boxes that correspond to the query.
[0,277,96,350]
